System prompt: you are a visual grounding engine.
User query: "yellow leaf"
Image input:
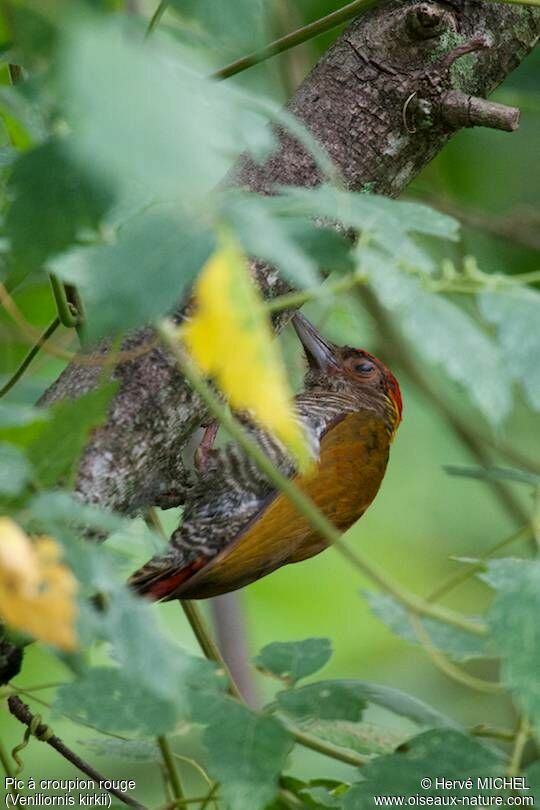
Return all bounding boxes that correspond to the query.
[0,517,78,651]
[183,234,310,468]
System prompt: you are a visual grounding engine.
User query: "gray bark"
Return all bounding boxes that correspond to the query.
[40,0,540,515]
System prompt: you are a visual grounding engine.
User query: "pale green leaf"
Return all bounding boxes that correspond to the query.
[0,442,32,496]
[478,288,540,410]
[254,638,332,685]
[277,681,366,722]
[52,209,214,342]
[482,559,540,728]
[365,257,511,423]
[366,592,489,661]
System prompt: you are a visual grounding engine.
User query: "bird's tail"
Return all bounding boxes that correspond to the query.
[128,556,207,602]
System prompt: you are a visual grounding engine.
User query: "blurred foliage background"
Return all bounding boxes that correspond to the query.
[0,0,539,807]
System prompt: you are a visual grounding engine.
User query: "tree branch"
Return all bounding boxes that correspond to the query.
[39,0,540,516]
[7,696,145,810]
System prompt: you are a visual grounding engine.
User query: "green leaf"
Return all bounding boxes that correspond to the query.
[52,209,214,341]
[4,138,113,280]
[59,17,266,207]
[299,784,345,808]
[55,666,182,734]
[225,194,320,288]
[526,761,540,806]
[225,193,354,288]
[0,402,47,427]
[0,442,32,496]
[81,738,160,762]
[301,719,407,757]
[444,465,540,488]
[343,731,501,809]
[202,698,292,810]
[254,638,332,686]
[478,288,540,411]
[277,681,366,722]
[168,0,268,64]
[276,185,458,274]
[366,593,489,661]
[331,680,460,729]
[0,384,117,487]
[26,491,126,536]
[482,559,540,728]
[365,258,511,424]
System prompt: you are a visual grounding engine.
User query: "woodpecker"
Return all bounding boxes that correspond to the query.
[129,313,402,600]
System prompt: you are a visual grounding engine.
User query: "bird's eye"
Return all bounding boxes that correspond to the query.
[354,360,375,374]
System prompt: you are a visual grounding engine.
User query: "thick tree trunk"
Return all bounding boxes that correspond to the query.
[40,0,540,515]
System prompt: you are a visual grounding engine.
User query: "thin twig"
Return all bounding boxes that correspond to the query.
[213,0,375,80]
[7,696,145,809]
[157,736,184,803]
[0,317,60,399]
[157,320,487,638]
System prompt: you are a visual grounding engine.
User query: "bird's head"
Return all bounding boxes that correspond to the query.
[293,313,403,433]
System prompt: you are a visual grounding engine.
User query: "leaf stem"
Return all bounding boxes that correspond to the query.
[266,272,367,313]
[409,614,500,694]
[146,0,169,35]
[277,714,368,767]
[470,724,516,742]
[426,524,532,603]
[0,317,60,399]
[213,0,376,81]
[507,716,531,776]
[157,320,487,636]
[0,740,19,798]
[157,735,185,803]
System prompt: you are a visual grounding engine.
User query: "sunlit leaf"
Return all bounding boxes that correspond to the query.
[183,233,310,467]
[254,638,332,686]
[0,517,78,650]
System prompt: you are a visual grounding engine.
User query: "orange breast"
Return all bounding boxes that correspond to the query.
[178,411,390,599]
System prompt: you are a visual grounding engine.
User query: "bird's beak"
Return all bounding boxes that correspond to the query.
[292,313,338,371]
